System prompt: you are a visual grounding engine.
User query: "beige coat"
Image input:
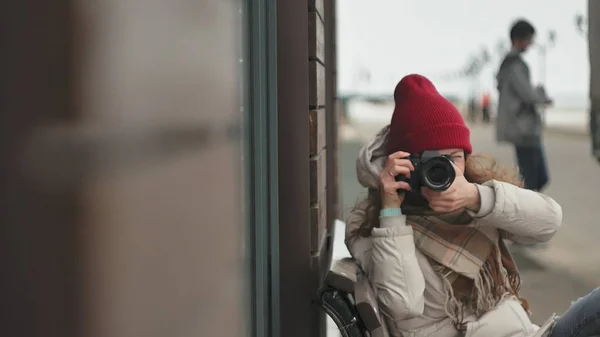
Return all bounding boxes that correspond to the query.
[345,126,563,337]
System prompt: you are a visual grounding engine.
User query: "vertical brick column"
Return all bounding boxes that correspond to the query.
[308,0,335,336]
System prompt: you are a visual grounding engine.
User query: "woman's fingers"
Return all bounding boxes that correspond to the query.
[386,156,415,171]
[388,164,412,178]
[388,151,410,160]
[382,180,411,195]
[421,187,457,201]
[386,153,414,169]
[380,153,415,199]
[428,201,454,213]
[393,158,415,171]
[393,180,411,192]
[449,160,465,176]
[380,153,412,208]
[428,198,462,213]
[381,157,414,185]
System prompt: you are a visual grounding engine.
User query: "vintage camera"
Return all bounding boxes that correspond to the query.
[395,150,456,193]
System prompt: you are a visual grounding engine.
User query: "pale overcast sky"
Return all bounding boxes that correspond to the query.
[337,0,589,104]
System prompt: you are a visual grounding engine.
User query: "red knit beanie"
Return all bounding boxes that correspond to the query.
[387,74,472,155]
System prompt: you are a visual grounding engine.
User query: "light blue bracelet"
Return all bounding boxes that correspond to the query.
[379,208,403,217]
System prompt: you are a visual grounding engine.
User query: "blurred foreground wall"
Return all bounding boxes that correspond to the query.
[589,0,600,158]
[0,1,246,337]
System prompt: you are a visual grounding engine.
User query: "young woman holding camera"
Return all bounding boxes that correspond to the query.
[345,74,600,337]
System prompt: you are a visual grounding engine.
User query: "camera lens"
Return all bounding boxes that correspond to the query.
[427,165,448,184]
[420,158,455,191]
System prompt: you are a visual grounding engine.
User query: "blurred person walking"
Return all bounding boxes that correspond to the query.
[481,91,491,123]
[468,96,478,123]
[496,19,553,191]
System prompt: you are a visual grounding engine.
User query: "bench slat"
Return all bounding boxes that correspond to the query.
[325,258,357,293]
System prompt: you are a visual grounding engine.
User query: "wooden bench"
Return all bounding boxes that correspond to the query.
[317,258,389,337]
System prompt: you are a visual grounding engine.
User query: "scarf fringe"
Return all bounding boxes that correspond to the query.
[436,246,529,329]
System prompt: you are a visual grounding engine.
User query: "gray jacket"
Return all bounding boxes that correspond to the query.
[496,51,548,146]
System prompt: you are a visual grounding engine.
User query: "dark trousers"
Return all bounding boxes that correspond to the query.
[468,106,477,122]
[482,106,490,123]
[515,145,549,191]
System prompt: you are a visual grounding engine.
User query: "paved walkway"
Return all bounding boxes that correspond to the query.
[328,121,600,337]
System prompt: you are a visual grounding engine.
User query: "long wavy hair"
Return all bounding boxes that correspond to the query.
[348,153,523,240]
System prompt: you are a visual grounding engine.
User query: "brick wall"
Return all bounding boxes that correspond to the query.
[308,0,338,336]
[308,0,328,259]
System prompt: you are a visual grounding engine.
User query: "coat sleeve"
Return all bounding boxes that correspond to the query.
[467,180,562,244]
[509,62,548,105]
[345,206,425,320]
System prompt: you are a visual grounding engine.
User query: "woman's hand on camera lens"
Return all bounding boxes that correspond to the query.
[421,161,479,213]
[380,151,414,209]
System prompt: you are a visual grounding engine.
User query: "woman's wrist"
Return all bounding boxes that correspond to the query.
[381,190,403,210]
[381,202,402,210]
[380,208,402,217]
[465,183,481,212]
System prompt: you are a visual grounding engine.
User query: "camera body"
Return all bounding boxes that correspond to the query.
[395,150,456,193]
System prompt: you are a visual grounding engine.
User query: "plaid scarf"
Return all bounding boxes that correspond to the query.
[405,209,529,328]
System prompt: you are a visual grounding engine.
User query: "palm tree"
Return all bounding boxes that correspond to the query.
[440,47,490,82]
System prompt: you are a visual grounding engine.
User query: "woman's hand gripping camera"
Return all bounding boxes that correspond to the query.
[380,151,481,213]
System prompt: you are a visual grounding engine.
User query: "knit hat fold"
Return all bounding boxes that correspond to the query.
[387,74,472,155]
